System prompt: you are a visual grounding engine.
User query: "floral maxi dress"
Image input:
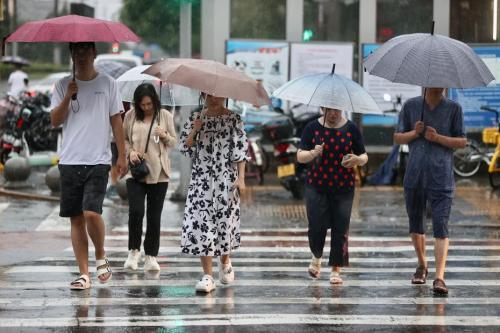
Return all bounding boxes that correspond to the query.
[179,112,248,257]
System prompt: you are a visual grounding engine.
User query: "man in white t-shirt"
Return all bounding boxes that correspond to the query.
[7,63,29,96]
[50,42,127,290]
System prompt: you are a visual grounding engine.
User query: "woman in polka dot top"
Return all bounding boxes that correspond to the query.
[297,107,368,285]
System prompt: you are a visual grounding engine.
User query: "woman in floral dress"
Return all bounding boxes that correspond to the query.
[178,93,248,293]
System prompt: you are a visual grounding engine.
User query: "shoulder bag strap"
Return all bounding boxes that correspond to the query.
[144,110,157,154]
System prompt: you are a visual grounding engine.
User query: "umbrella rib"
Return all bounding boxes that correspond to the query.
[306,73,331,107]
[439,39,464,88]
[103,22,118,42]
[340,77,356,114]
[367,34,422,74]
[391,37,425,85]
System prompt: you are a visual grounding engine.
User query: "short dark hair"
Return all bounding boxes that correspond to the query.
[68,42,96,53]
[133,83,161,121]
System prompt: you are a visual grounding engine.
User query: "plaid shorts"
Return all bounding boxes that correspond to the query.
[404,187,454,239]
[58,164,110,217]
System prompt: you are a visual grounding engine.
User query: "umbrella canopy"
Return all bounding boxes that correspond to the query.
[143,58,270,107]
[116,65,199,106]
[95,60,130,79]
[1,55,29,66]
[363,33,495,89]
[5,15,140,43]
[272,66,382,115]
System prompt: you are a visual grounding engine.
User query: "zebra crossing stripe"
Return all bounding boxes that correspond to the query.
[0,279,498,289]
[5,265,500,274]
[35,206,67,231]
[0,314,498,327]
[0,297,499,307]
[63,245,500,253]
[104,234,500,243]
[36,255,500,263]
[0,202,9,216]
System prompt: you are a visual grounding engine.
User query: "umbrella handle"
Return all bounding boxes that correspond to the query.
[72,62,77,100]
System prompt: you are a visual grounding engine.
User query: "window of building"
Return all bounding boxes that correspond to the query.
[450,0,499,43]
[303,0,359,43]
[376,0,433,43]
[230,0,287,39]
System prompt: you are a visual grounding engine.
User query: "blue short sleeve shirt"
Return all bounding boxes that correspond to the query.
[397,96,465,190]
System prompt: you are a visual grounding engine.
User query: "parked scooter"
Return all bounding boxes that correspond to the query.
[0,92,56,163]
[263,107,321,199]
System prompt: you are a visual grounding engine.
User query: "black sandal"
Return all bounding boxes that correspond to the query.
[411,266,428,284]
[433,278,448,295]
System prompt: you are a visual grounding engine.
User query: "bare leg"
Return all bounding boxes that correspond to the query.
[84,210,110,281]
[70,215,89,277]
[331,266,340,273]
[110,166,118,186]
[434,238,449,280]
[221,254,230,265]
[411,233,427,268]
[201,256,213,276]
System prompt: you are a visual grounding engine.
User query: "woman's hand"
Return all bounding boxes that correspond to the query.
[312,144,324,158]
[193,117,202,133]
[341,154,359,168]
[129,150,142,164]
[234,176,246,192]
[154,126,166,139]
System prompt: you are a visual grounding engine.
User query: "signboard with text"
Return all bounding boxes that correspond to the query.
[448,45,500,130]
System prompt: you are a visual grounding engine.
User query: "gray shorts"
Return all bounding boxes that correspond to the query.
[58,164,110,217]
[404,187,454,239]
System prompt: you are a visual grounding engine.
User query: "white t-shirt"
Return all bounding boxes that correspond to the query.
[50,73,123,165]
[7,70,28,96]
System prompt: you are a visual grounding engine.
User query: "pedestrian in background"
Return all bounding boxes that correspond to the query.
[50,42,127,290]
[394,88,466,295]
[7,63,29,97]
[297,107,368,284]
[123,83,176,272]
[179,93,248,293]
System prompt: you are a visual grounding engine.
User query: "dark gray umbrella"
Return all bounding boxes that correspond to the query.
[1,55,30,66]
[364,31,494,89]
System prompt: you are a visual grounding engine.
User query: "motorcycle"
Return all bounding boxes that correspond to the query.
[263,108,322,199]
[0,92,56,163]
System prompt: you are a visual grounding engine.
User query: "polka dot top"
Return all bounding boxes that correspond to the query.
[299,119,366,193]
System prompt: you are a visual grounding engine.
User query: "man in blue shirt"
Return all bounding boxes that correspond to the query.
[394,88,466,295]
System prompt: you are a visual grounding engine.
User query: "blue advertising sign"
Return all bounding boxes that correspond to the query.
[449,45,500,130]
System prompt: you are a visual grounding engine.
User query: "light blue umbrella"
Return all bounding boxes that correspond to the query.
[272,65,382,115]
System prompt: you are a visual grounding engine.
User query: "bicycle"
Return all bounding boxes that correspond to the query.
[453,106,500,188]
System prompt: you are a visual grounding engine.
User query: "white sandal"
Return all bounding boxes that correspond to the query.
[70,274,91,290]
[330,271,343,285]
[308,256,321,279]
[96,258,112,284]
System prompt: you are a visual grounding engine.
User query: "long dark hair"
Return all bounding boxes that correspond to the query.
[133,83,161,121]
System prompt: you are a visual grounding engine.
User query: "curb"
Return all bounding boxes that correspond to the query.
[0,188,127,208]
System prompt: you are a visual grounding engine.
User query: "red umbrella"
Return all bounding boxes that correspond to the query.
[2,14,140,100]
[4,15,139,44]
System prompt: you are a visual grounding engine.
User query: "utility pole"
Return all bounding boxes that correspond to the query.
[53,0,61,65]
[171,1,193,201]
[8,0,17,56]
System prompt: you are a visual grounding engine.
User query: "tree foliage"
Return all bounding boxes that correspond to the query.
[120,0,201,56]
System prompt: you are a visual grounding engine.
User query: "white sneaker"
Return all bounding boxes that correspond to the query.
[124,249,140,270]
[195,274,216,293]
[143,255,161,271]
[219,261,235,284]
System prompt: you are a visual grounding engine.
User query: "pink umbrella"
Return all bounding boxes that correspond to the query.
[143,58,270,107]
[4,15,139,44]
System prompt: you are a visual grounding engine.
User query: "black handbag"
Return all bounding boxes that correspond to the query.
[129,111,157,180]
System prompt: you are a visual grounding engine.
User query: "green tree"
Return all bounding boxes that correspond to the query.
[121,0,200,56]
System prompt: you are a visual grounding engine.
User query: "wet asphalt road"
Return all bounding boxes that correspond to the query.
[0,155,499,331]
